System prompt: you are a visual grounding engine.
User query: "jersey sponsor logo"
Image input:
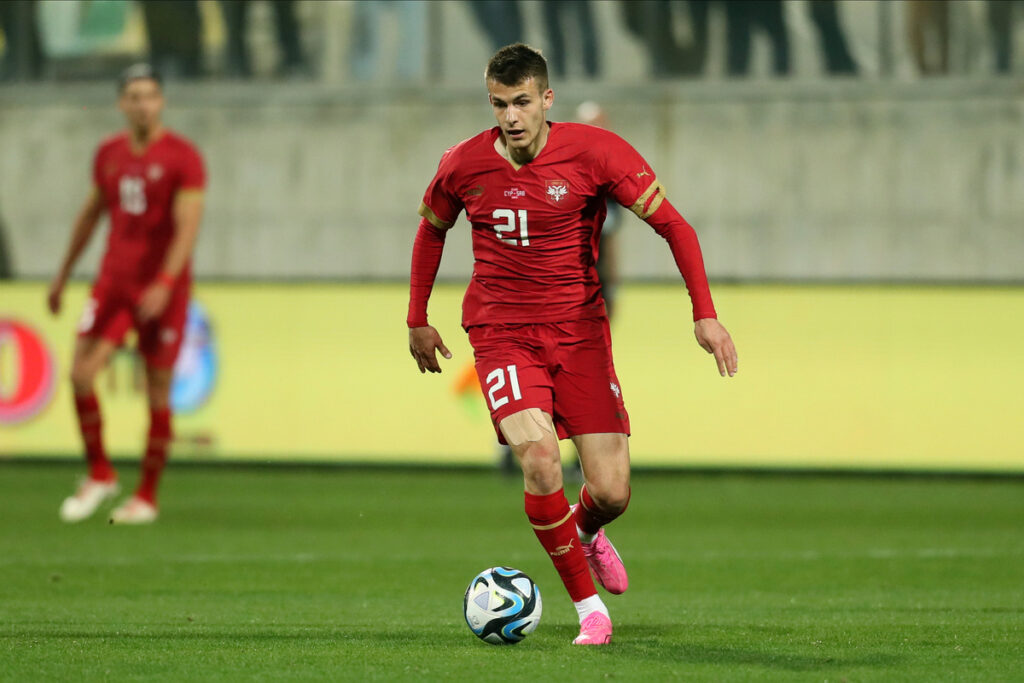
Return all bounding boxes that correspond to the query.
[0,319,56,424]
[545,179,569,205]
[504,187,526,200]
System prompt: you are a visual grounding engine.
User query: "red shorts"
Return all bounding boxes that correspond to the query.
[469,317,630,444]
[77,277,189,369]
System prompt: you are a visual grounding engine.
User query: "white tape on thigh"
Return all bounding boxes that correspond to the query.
[499,408,554,446]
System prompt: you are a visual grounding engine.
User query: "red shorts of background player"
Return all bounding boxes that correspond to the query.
[77,277,189,369]
[469,317,630,445]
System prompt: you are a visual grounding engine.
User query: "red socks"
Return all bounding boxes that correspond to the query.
[525,490,596,602]
[136,408,172,504]
[575,484,631,536]
[73,393,115,482]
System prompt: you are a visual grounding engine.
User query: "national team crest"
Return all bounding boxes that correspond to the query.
[545,179,569,205]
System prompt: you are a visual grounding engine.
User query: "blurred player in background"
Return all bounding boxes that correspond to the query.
[408,44,737,645]
[47,64,206,525]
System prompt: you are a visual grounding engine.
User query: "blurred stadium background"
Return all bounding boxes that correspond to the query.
[1,0,1022,471]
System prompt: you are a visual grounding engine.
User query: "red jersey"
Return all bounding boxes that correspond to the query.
[92,129,205,290]
[418,122,713,328]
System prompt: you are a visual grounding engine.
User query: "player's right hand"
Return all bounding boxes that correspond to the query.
[46,278,65,315]
[409,325,452,374]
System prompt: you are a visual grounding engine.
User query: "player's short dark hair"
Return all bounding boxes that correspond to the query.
[118,63,162,93]
[485,43,549,93]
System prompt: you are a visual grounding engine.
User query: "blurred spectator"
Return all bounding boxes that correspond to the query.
[576,101,623,319]
[350,0,425,81]
[220,0,308,79]
[725,0,790,77]
[139,0,203,79]
[621,0,688,77]
[906,0,949,76]
[682,0,713,75]
[0,213,12,278]
[541,1,599,78]
[988,0,1023,73]
[0,0,44,81]
[467,0,524,50]
[808,0,857,75]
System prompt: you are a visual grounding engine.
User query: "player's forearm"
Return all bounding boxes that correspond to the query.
[407,218,448,327]
[57,197,103,280]
[646,200,717,321]
[159,195,204,281]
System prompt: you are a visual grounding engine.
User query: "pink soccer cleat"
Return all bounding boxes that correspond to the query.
[582,528,629,595]
[573,611,613,645]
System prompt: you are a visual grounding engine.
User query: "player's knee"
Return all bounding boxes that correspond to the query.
[145,368,174,406]
[69,363,97,394]
[518,441,562,493]
[586,481,631,513]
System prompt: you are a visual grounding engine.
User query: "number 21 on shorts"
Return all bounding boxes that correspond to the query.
[486,364,522,410]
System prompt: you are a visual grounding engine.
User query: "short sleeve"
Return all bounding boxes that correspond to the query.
[178,142,206,192]
[601,132,667,221]
[418,147,464,230]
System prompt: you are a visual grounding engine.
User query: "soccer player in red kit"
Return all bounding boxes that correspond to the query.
[47,64,205,525]
[407,44,737,645]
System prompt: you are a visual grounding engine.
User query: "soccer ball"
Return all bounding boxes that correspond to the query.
[463,567,542,645]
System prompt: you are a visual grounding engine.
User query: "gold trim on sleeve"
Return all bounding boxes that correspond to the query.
[639,185,666,219]
[418,202,453,230]
[629,179,666,220]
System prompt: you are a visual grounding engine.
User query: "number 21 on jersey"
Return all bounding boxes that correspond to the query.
[486,364,522,410]
[492,209,529,246]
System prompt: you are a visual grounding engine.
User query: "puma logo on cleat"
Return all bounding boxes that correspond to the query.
[550,540,575,557]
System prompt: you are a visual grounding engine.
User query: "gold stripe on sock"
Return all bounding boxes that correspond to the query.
[530,509,574,531]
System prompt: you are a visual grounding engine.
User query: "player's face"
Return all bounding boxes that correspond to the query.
[118,78,164,134]
[488,78,554,160]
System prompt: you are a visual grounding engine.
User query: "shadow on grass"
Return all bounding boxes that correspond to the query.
[603,624,901,672]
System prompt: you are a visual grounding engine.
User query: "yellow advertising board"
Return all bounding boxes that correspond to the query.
[1,281,1022,471]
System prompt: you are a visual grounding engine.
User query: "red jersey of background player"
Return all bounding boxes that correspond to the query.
[92,129,205,291]
[417,121,716,329]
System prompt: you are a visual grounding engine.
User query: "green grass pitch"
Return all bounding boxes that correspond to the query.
[1,463,1021,681]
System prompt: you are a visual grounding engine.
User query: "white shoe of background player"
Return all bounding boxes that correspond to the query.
[109,497,159,525]
[59,478,120,523]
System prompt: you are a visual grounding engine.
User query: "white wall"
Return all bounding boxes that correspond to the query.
[1,78,1021,282]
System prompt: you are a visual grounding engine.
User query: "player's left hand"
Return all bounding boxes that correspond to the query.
[137,283,171,323]
[694,318,738,377]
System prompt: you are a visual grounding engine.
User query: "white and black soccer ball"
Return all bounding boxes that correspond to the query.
[463,567,542,645]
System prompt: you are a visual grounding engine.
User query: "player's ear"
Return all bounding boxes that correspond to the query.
[542,88,554,112]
